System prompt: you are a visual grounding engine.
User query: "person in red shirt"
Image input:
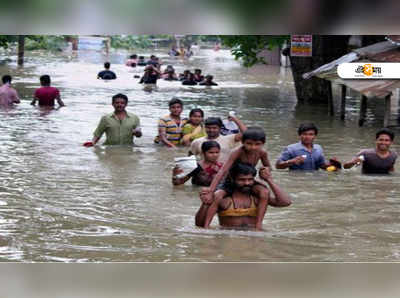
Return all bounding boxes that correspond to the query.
[31,75,65,107]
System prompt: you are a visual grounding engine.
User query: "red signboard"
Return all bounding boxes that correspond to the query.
[291,35,312,57]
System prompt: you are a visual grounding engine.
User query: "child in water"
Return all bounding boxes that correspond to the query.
[172,141,223,186]
[181,108,206,146]
[202,127,272,230]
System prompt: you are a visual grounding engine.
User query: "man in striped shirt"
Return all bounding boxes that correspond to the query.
[156,98,188,148]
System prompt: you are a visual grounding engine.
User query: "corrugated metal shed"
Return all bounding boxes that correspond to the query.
[302,38,400,126]
[303,40,400,98]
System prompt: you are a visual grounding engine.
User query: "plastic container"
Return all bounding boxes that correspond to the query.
[174,156,197,178]
[356,155,365,166]
[326,165,337,172]
[221,111,239,136]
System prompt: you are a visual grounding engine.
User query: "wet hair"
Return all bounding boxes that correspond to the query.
[189,108,204,118]
[130,54,137,59]
[298,123,318,135]
[2,75,12,84]
[168,97,183,107]
[206,75,213,80]
[139,56,145,60]
[40,75,51,86]
[230,162,257,180]
[376,128,395,141]
[204,117,223,127]
[150,55,156,59]
[201,140,220,153]
[104,62,110,69]
[242,127,266,143]
[112,93,128,104]
[183,70,190,74]
[194,69,201,74]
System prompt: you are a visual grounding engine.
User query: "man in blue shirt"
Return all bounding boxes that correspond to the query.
[276,123,337,171]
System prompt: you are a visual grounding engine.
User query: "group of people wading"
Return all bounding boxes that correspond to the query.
[80,94,397,231]
[1,46,397,231]
[98,53,218,86]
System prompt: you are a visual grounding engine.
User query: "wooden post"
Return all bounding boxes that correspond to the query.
[384,94,391,127]
[327,81,334,116]
[17,35,25,66]
[358,95,367,126]
[340,85,346,120]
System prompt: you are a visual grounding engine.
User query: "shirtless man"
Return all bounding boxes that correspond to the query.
[195,162,290,230]
[0,75,20,107]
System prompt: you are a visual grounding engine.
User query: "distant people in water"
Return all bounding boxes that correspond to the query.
[191,43,200,55]
[181,108,206,146]
[179,46,186,58]
[97,62,117,80]
[199,75,218,86]
[31,75,65,107]
[139,65,161,84]
[162,65,178,81]
[147,55,161,69]
[179,70,191,81]
[182,73,197,86]
[185,46,194,58]
[214,42,221,51]
[173,141,223,186]
[137,56,147,66]
[0,75,20,107]
[194,69,204,82]
[126,54,138,67]
[169,45,180,57]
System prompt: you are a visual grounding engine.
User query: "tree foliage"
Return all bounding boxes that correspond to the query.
[0,35,74,51]
[219,35,289,67]
[0,36,18,49]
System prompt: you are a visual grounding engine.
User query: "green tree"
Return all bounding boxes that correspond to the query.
[220,35,289,67]
[220,35,351,103]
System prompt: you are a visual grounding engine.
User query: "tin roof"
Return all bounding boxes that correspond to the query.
[302,40,400,98]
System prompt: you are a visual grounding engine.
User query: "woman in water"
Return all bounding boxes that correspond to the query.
[181,108,206,146]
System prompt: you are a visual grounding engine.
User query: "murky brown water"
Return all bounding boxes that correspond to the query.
[0,48,399,262]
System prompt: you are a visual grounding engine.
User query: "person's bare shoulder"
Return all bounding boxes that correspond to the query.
[219,197,232,210]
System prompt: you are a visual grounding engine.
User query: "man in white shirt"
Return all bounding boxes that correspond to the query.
[189,116,246,163]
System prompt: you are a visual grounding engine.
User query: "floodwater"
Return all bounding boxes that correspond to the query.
[0,48,399,262]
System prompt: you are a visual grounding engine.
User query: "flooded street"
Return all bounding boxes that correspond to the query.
[0,48,399,262]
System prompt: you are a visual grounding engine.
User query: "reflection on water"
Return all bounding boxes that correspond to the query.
[0,48,399,262]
